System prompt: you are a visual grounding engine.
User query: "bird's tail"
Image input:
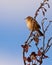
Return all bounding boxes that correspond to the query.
[37,30,44,36]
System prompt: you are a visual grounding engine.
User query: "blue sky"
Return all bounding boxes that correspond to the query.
[0,0,52,65]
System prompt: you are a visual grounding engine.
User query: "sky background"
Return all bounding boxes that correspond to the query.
[0,0,52,65]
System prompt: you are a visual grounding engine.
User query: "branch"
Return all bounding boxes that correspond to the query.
[34,0,50,19]
[44,21,51,33]
[41,18,47,33]
[45,37,52,53]
[21,0,52,65]
[23,49,26,65]
[28,38,33,45]
[41,18,47,51]
[25,31,33,43]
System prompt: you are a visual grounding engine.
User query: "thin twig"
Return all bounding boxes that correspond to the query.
[28,38,33,45]
[41,18,47,33]
[45,43,52,53]
[41,18,47,51]
[45,22,51,32]
[34,0,50,19]
[42,22,45,51]
[45,37,52,53]
[39,56,43,65]
[25,31,33,43]
[23,49,26,65]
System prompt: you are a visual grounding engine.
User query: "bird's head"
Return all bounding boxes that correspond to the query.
[25,16,33,22]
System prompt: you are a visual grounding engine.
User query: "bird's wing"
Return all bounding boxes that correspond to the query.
[34,19,41,29]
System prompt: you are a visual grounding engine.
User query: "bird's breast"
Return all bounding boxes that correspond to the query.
[26,21,33,31]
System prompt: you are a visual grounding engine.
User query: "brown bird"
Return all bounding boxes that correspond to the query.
[25,16,44,36]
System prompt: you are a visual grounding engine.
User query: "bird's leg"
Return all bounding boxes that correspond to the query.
[25,31,33,43]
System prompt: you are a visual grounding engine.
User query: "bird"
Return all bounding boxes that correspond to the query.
[25,16,44,36]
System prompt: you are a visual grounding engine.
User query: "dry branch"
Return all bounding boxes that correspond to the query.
[21,0,52,65]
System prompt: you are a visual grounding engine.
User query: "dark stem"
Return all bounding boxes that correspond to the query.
[39,58,42,65]
[34,2,44,19]
[45,22,51,33]
[45,37,52,53]
[41,18,47,51]
[43,34,45,51]
[23,49,26,65]
[42,24,45,51]
[25,31,33,43]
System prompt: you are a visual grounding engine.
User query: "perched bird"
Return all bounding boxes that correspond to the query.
[25,16,44,36]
